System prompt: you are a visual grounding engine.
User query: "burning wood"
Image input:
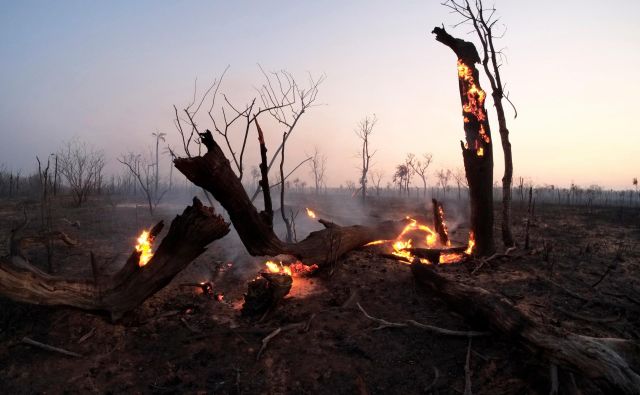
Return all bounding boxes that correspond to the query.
[366,213,470,265]
[432,26,495,256]
[431,199,451,246]
[305,208,317,219]
[134,221,163,267]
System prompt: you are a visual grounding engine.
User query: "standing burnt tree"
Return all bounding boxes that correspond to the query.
[432,26,495,256]
[444,0,517,247]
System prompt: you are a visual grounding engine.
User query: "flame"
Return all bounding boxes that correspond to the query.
[135,230,154,267]
[465,232,476,255]
[457,59,490,157]
[306,208,317,219]
[365,239,390,246]
[437,206,452,247]
[265,260,292,276]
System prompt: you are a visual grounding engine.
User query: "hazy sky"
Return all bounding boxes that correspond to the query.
[1,0,639,189]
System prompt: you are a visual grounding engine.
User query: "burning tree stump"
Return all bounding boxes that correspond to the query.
[432,26,495,256]
[174,130,408,267]
[411,262,640,394]
[242,272,293,317]
[0,197,230,320]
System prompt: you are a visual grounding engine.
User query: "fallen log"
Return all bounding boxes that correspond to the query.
[411,262,640,394]
[174,130,407,267]
[0,197,230,320]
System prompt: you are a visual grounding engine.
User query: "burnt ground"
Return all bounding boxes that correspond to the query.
[0,195,639,394]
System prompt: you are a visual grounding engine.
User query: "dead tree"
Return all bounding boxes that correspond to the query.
[0,198,230,320]
[355,115,377,204]
[308,146,327,195]
[117,151,167,215]
[432,26,495,256]
[412,262,640,394]
[443,0,517,247]
[174,130,407,267]
[56,138,105,207]
[409,153,433,198]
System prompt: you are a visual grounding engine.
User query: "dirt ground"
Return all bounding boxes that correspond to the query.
[0,195,639,394]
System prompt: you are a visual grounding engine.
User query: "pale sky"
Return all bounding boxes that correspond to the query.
[1,0,639,189]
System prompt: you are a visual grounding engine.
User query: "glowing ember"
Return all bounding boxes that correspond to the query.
[306,208,317,219]
[135,230,154,267]
[465,232,476,255]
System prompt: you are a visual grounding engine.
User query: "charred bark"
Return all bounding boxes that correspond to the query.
[432,26,495,256]
[431,199,450,246]
[412,262,640,394]
[0,198,230,320]
[175,130,407,267]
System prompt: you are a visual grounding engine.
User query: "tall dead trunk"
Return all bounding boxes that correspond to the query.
[432,26,495,256]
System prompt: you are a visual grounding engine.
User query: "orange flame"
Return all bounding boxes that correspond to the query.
[465,232,476,255]
[135,230,154,267]
[265,260,292,276]
[306,208,317,219]
[457,59,490,158]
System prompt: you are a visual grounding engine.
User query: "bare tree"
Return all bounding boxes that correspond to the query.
[57,138,105,207]
[355,115,377,203]
[173,66,324,206]
[409,153,433,197]
[452,167,468,200]
[117,151,166,215]
[308,146,327,195]
[436,169,452,197]
[369,169,385,197]
[444,0,517,247]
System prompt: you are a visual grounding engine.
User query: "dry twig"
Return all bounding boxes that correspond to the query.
[357,303,490,337]
[22,337,82,358]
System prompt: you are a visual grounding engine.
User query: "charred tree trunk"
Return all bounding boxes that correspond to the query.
[432,198,450,246]
[412,262,640,394]
[0,198,230,320]
[433,26,495,256]
[174,130,407,267]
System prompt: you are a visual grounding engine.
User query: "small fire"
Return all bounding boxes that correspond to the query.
[306,208,317,219]
[135,230,154,267]
[465,232,476,255]
[265,260,292,276]
[264,260,319,277]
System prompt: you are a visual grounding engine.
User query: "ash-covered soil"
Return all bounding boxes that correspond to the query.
[0,195,638,394]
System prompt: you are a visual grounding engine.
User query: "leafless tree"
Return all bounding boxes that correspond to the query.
[355,114,377,203]
[409,153,433,197]
[173,66,324,207]
[57,138,105,207]
[452,167,468,200]
[444,0,517,246]
[369,169,385,197]
[308,146,327,195]
[117,151,166,215]
[436,169,453,197]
